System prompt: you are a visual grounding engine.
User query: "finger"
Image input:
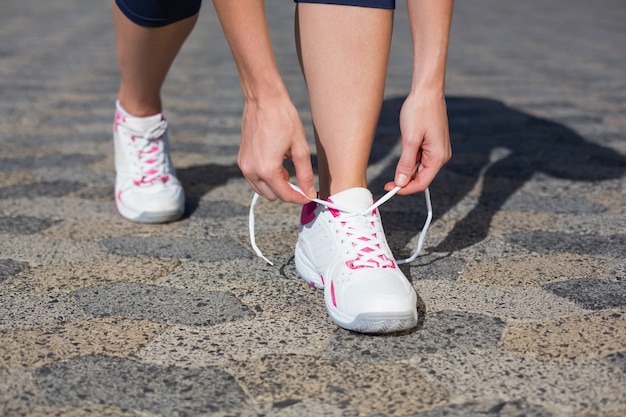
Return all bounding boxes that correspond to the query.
[394,164,437,195]
[394,145,422,188]
[247,177,279,201]
[291,144,317,199]
[271,182,311,204]
[265,167,311,205]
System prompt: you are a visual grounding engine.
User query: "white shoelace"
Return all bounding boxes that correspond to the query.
[249,184,432,266]
[123,119,169,186]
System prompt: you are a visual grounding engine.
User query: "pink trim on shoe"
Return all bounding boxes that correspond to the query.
[114,111,125,132]
[300,201,318,225]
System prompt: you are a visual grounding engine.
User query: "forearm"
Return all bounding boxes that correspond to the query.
[406,0,454,93]
[212,0,314,203]
[212,0,288,102]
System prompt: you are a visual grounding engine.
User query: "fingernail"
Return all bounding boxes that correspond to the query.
[308,187,318,198]
[396,174,408,186]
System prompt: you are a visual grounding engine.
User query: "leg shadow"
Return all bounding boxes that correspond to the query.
[176,162,243,218]
[370,96,625,253]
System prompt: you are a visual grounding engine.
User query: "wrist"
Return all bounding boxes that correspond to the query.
[407,83,446,100]
[410,64,447,95]
[240,74,290,104]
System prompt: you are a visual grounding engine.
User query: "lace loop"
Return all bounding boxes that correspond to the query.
[249,184,432,266]
[122,119,169,186]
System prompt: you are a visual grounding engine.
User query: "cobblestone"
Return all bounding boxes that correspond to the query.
[0,0,624,416]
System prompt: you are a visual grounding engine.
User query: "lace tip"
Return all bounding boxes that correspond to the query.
[249,192,274,266]
[259,254,274,266]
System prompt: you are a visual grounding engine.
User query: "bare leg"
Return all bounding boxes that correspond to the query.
[295,3,393,199]
[112,1,198,116]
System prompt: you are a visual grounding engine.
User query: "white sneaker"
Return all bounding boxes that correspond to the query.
[294,188,418,333]
[113,104,185,223]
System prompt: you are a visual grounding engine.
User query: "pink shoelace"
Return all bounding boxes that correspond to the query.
[118,116,170,186]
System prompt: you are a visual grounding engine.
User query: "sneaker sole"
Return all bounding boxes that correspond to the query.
[116,200,184,224]
[327,307,418,334]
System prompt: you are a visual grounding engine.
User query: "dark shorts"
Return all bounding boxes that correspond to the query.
[295,0,395,9]
[116,0,394,28]
[115,0,202,28]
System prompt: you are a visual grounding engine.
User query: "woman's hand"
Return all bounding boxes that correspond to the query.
[385,90,451,194]
[238,95,316,204]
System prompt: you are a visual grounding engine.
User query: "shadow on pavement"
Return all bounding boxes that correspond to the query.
[176,162,242,219]
[371,96,626,253]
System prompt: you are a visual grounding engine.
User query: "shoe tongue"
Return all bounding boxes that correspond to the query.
[125,113,163,132]
[328,187,374,212]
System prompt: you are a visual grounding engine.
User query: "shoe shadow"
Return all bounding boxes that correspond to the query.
[370,96,626,255]
[176,162,243,219]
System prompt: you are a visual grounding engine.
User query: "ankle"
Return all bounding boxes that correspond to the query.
[116,97,162,118]
[320,182,368,200]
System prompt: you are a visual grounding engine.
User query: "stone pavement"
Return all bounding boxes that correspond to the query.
[1,0,625,416]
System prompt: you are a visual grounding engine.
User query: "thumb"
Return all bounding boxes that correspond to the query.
[291,146,317,199]
[394,150,420,187]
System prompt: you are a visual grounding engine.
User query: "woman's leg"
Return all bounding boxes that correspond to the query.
[293,3,419,334]
[112,0,199,223]
[295,3,393,199]
[113,0,199,116]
